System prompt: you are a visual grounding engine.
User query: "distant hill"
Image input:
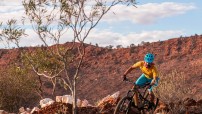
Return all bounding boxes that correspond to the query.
[76,35,202,103]
[0,34,202,104]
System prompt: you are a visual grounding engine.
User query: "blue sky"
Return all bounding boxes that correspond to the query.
[0,0,201,48]
[138,0,202,35]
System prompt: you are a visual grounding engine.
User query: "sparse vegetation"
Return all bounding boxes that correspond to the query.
[0,0,137,113]
[154,70,192,113]
[129,46,136,55]
[106,45,113,49]
[0,65,39,112]
[0,0,201,113]
[116,45,122,49]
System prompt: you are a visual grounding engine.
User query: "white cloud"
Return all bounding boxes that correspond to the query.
[86,29,122,47]
[0,1,196,48]
[86,29,184,47]
[0,28,184,48]
[0,1,196,24]
[19,29,74,47]
[0,2,24,23]
[0,0,21,5]
[0,29,39,48]
[0,9,24,23]
[103,2,196,24]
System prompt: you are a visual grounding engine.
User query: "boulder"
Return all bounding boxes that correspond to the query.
[40,98,55,108]
[0,110,8,114]
[81,99,89,107]
[56,96,63,102]
[19,107,25,113]
[30,107,40,114]
[62,95,73,104]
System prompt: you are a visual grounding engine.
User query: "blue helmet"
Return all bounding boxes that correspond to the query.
[144,53,154,63]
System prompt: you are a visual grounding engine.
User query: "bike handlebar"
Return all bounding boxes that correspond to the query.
[123,77,133,83]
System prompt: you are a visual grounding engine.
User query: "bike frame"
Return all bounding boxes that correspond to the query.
[126,83,151,110]
[114,78,159,114]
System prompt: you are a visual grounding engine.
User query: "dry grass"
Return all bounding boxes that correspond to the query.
[153,70,192,114]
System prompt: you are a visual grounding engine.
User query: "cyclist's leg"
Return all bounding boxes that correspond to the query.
[134,74,148,107]
[135,74,148,86]
[148,77,160,104]
[148,77,160,92]
[133,91,139,106]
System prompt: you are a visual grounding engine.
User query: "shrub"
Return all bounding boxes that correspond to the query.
[0,65,40,112]
[154,70,191,113]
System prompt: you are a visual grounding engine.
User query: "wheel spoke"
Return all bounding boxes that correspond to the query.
[114,96,132,114]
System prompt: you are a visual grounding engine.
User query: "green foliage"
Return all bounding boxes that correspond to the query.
[0,19,26,48]
[0,65,40,112]
[22,46,73,76]
[0,1,138,113]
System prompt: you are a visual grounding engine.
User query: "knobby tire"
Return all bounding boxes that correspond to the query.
[114,96,132,114]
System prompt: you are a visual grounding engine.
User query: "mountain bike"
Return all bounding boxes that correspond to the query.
[114,78,159,114]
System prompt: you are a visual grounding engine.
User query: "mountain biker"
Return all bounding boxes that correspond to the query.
[123,53,160,107]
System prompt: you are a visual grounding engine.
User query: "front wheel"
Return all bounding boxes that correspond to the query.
[141,92,159,114]
[114,96,132,114]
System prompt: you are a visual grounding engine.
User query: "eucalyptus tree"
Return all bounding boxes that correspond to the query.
[1,0,136,113]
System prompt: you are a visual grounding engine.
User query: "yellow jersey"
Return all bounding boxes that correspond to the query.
[132,61,158,79]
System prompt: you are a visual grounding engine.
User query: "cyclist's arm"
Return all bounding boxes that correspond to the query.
[151,67,158,85]
[151,77,157,85]
[123,66,136,76]
[123,62,141,76]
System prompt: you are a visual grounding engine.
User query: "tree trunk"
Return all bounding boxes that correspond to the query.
[73,78,77,114]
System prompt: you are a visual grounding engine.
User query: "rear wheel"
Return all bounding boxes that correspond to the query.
[114,96,132,114]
